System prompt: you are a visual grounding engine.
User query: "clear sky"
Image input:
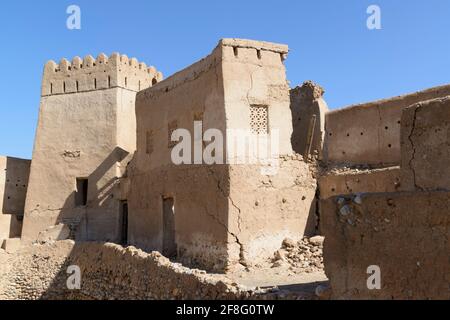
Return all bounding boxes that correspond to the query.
[0,0,449,159]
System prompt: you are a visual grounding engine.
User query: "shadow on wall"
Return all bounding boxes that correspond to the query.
[35,147,130,243]
[2,157,31,238]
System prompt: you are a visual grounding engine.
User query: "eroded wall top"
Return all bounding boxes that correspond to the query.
[41,53,163,96]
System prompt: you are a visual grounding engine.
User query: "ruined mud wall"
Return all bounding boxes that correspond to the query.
[0,157,30,240]
[400,96,450,191]
[324,84,450,166]
[221,39,318,267]
[22,55,161,243]
[130,43,230,271]
[321,191,449,300]
[0,241,296,300]
[290,81,329,159]
[227,156,317,267]
[320,95,450,299]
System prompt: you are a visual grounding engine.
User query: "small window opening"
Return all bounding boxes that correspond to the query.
[75,178,88,206]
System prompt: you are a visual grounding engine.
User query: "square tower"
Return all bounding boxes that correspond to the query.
[22,54,162,242]
[128,39,317,271]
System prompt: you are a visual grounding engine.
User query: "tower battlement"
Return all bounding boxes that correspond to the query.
[41,53,163,96]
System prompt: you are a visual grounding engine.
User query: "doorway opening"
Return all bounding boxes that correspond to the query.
[162,197,177,258]
[120,201,128,246]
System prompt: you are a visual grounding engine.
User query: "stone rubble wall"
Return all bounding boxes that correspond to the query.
[0,241,312,300]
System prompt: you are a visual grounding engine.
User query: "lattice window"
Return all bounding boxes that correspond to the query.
[168,120,178,148]
[250,105,269,134]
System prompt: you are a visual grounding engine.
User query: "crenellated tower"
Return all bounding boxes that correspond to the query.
[22,53,162,242]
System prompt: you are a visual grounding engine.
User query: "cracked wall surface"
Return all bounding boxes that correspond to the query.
[400,96,450,191]
[320,91,450,299]
[129,39,316,272]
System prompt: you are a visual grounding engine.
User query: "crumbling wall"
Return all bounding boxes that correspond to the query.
[0,241,303,300]
[227,156,318,268]
[320,93,450,299]
[290,81,329,159]
[319,167,401,199]
[130,43,229,271]
[324,84,450,166]
[321,191,449,299]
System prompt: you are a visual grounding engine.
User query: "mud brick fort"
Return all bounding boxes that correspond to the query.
[0,39,448,300]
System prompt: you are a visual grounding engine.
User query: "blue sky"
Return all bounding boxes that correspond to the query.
[0,0,449,159]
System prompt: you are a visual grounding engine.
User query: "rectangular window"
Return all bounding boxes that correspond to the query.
[75,178,88,207]
[120,201,128,246]
[250,105,269,134]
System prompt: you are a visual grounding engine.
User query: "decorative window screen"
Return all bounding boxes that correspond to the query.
[250,105,269,134]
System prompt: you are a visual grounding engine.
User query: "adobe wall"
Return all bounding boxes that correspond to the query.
[319,167,401,200]
[0,157,30,240]
[400,96,450,191]
[219,40,318,265]
[324,84,450,167]
[290,81,329,159]
[320,93,450,299]
[130,39,318,271]
[129,44,230,271]
[227,156,317,267]
[22,54,161,243]
[321,191,449,299]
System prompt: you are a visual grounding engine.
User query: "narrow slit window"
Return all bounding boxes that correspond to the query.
[75,178,88,206]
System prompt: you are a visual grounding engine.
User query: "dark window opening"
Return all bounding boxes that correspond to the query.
[162,197,177,258]
[120,201,128,246]
[75,178,88,206]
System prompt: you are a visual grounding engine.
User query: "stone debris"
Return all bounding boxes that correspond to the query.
[271,237,324,274]
[0,241,321,300]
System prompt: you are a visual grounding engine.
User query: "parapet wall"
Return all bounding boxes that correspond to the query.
[41,53,163,96]
[324,84,450,167]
